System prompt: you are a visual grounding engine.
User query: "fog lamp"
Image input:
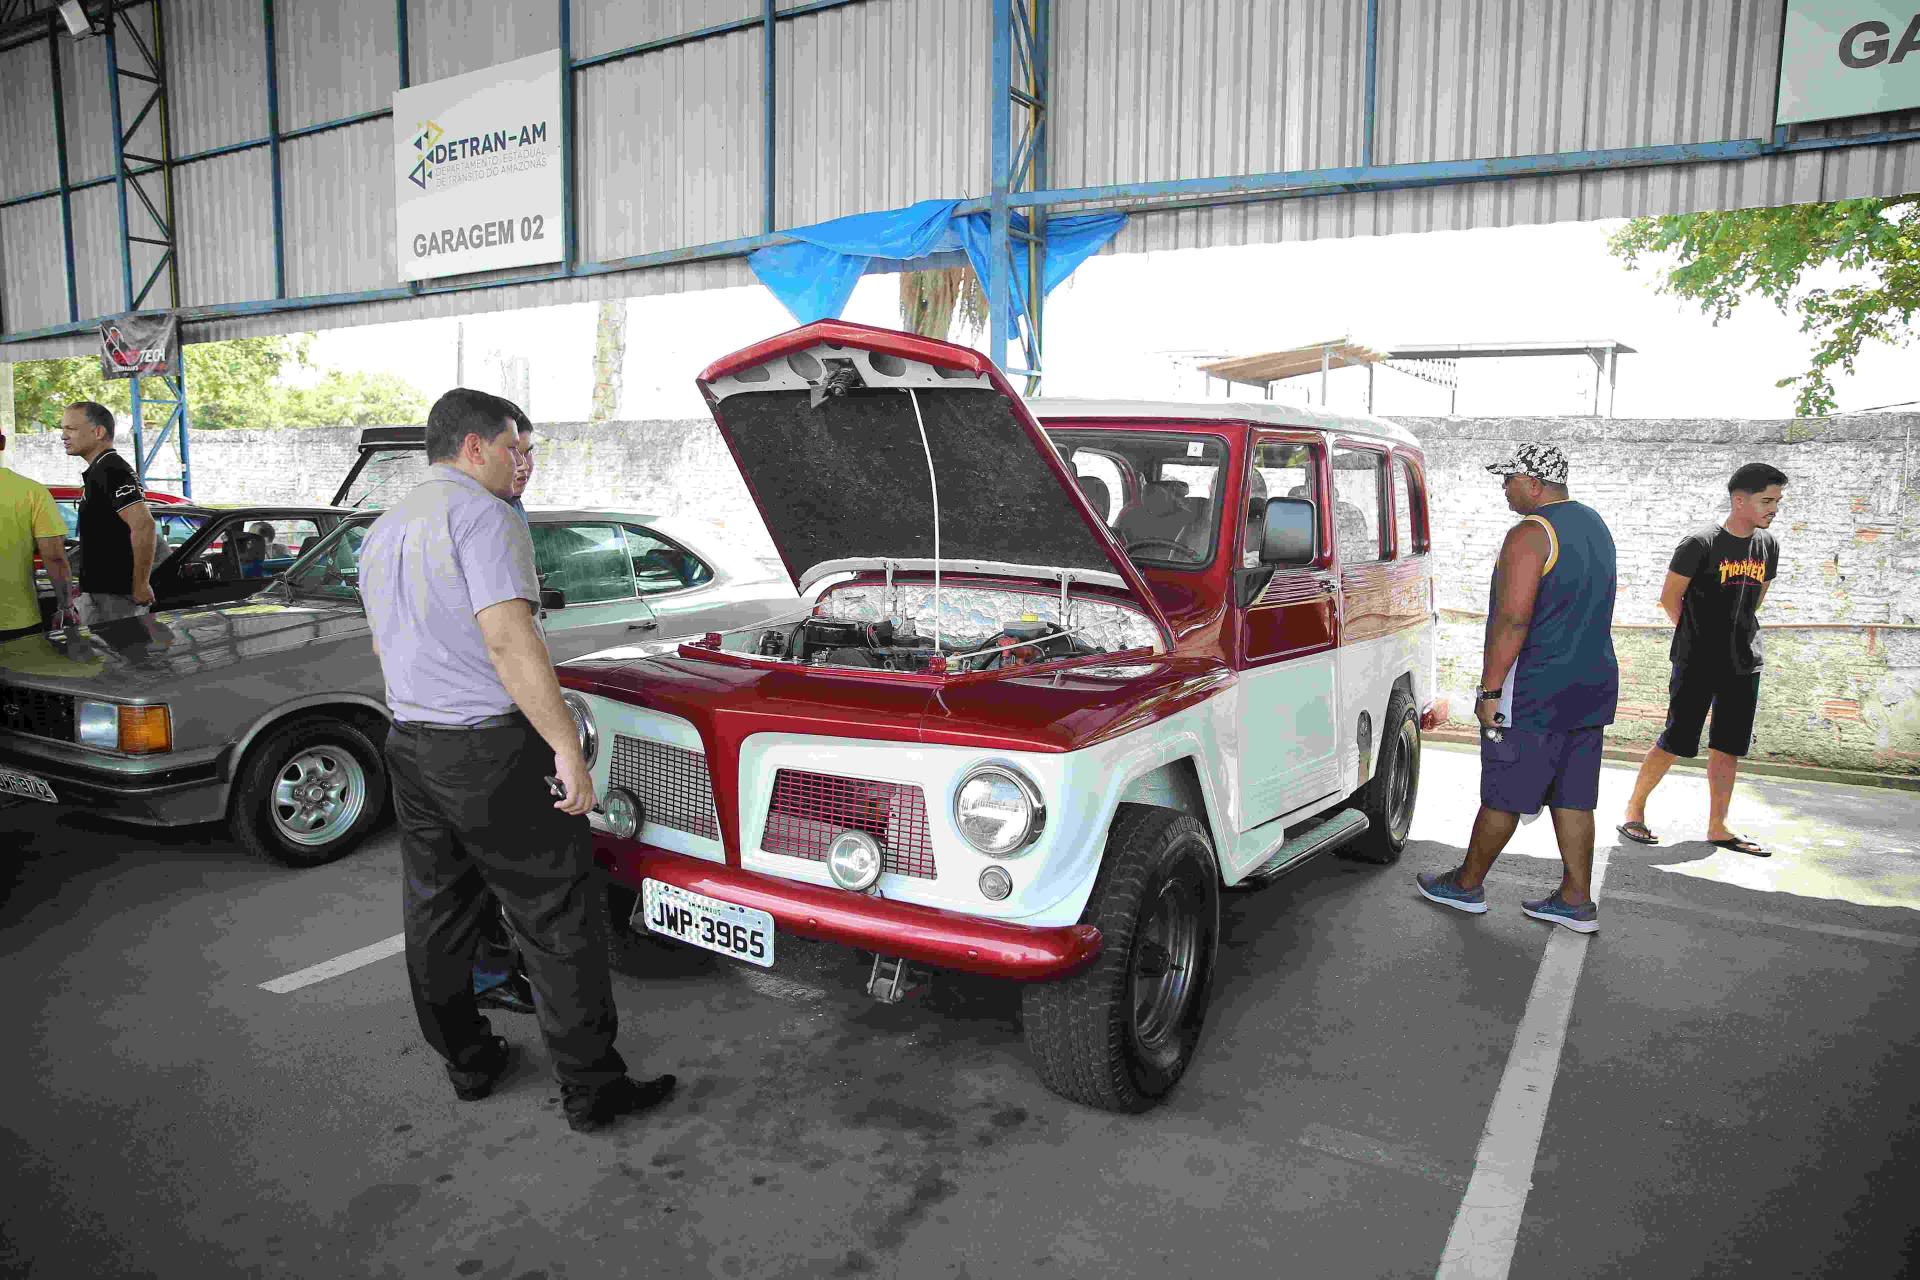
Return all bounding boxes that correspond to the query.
[978,866,1013,901]
[827,830,883,892]
[602,787,641,839]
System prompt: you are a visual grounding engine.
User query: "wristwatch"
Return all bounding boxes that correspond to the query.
[1476,688,1503,702]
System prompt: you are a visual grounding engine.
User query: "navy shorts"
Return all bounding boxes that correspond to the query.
[1657,663,1761,759]
[1479,725,1606,815]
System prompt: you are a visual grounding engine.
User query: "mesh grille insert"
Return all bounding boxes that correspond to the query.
[762,769,936,880]
[608,736,718,840]
[0,685,75,742]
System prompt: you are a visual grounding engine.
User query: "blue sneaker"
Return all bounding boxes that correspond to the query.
[1522,893,1599,934]
[1416,870,1488,914]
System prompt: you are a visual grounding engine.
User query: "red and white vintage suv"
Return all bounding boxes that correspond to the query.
[557,321,1440,1112]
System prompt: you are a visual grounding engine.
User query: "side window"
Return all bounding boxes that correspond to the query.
[1068,449,1124,524]
[1331,447,1386,564]
[192,517,293,583]
[1248,440,1320,568]
[623,525,713,595]
[531,523,638,605]
[1392,457,1428,556]
[56,500,79,539]
[286,523,371,599]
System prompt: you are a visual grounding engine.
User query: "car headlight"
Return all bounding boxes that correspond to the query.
[76,700,172,754]
[560,692,597,767]
[953,764,1045,856]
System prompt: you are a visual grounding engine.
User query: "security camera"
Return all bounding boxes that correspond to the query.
[58,2,97,38]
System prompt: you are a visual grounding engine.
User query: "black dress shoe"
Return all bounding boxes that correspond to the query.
[565,1073,677,1134]
[448,1035,513,1102]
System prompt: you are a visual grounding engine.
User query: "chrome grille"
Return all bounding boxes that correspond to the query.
[608,736,718,840]
[761,769,936,879]
[0,685,74,742]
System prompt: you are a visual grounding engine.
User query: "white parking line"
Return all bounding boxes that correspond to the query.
[1435,845,1610,1280]
[259,933,405,994]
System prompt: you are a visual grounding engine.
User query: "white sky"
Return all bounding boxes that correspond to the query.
[305,216,1917,423]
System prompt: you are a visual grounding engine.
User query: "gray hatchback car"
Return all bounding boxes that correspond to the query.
[0,507,797,866]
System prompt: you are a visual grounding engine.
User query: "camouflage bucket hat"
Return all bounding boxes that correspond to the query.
[1485,442,1568,486]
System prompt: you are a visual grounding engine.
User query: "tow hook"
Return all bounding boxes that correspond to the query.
[867,954,932,1004]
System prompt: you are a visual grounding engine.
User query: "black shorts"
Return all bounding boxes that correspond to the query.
[1657,663,1761,759]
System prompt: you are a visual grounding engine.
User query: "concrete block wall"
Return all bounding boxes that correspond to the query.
[11,412,1918,773]
[1408,416,1920,775]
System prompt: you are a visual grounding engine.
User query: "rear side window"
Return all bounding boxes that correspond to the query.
[1331,447,1387,564]
[1393,457,1429,556]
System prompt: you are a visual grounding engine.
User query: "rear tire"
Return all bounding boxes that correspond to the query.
[1022,806,1220,1113]
[230,715,387,867]
[1343,687,1420,865]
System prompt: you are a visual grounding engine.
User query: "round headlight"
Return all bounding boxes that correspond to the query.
[953,765,1045,856]
[602,787,641,839]
[560,692,597,767]
[827,830,883,892]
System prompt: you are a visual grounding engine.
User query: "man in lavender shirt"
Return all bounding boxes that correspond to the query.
[359,388,675,1134]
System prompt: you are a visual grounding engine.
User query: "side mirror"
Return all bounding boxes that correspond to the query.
[181,561,212,582]
[1260,497,1317,566]
[539,587,567,611]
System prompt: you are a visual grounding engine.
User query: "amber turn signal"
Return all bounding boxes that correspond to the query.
[117,704,173,754]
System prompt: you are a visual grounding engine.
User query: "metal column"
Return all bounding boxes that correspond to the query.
[103,0,191,496]
[988,0,1049,390]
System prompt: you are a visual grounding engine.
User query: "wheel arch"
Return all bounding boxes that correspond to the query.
[225,695,392,789]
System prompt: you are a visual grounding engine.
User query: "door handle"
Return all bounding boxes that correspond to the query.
[628,619,658,632]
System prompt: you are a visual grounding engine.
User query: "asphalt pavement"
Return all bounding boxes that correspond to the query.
[1,745,1915,1279]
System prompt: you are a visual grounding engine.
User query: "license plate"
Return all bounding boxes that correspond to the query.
[0,768,57,803]
[638,879,775,968]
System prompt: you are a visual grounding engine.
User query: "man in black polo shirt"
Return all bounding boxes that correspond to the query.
[1619,462,1787,856]
[60,400,157,625]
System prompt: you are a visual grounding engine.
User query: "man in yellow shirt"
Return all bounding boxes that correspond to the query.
[0,425,74,641]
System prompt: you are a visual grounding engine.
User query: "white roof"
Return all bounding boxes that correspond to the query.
[1026,398,1421,449]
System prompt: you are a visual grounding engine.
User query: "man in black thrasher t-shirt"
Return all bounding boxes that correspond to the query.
[1619,462,1787,856]
[60,399,157,625]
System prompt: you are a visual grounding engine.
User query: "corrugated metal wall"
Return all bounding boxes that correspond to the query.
[4,0,1919,358]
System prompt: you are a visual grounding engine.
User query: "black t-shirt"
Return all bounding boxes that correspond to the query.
[77,449,145,593]
[1668,524,1780,673]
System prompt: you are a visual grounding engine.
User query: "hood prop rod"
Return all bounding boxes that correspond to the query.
[908,388,942,653]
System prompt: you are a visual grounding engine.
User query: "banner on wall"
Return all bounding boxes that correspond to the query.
[1778,1,1920,124]
[394,49,565,281]
[97,313,179,379]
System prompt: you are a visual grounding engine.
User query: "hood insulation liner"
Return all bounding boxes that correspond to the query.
[717,387,1117,584]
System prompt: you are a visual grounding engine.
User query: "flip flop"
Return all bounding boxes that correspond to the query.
[1616,820,1659,846]
[1710,836,1771,858]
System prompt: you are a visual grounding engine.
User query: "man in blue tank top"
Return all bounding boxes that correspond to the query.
[1416,443,1620,933]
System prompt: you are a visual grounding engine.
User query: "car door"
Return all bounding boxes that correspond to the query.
[1235,434,1342,833]
[619,523,721,621]
[529,520,663,659]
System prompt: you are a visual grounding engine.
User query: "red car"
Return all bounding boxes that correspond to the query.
[558,321,1439,1112]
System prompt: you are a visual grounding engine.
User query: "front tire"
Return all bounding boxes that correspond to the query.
[230,715,387,867]
[1343,687,1420,865]
[1022,806,1220,1113]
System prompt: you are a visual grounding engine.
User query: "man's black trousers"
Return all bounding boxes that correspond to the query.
[385,718,626,1092]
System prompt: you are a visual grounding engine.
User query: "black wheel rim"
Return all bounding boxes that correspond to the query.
[1129,862,1204,1057]
[1387,717,1419,843]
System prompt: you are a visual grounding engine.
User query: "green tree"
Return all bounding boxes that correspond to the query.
[279,370,428,427]
[898,267,986,342]
[10,334,309,431]
[1609,196,1920,416]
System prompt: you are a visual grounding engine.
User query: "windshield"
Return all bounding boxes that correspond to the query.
[339,448,427,510]
[1043,429,1227,568]
[282,519,374,600]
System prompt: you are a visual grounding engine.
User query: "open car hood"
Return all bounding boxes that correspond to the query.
[698,321,1169,630]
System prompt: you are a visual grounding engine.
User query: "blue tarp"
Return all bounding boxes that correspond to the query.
[748,197,1126,329]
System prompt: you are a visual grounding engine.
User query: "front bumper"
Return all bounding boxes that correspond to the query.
[594,835,1103,981]
[0,738,227,826]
